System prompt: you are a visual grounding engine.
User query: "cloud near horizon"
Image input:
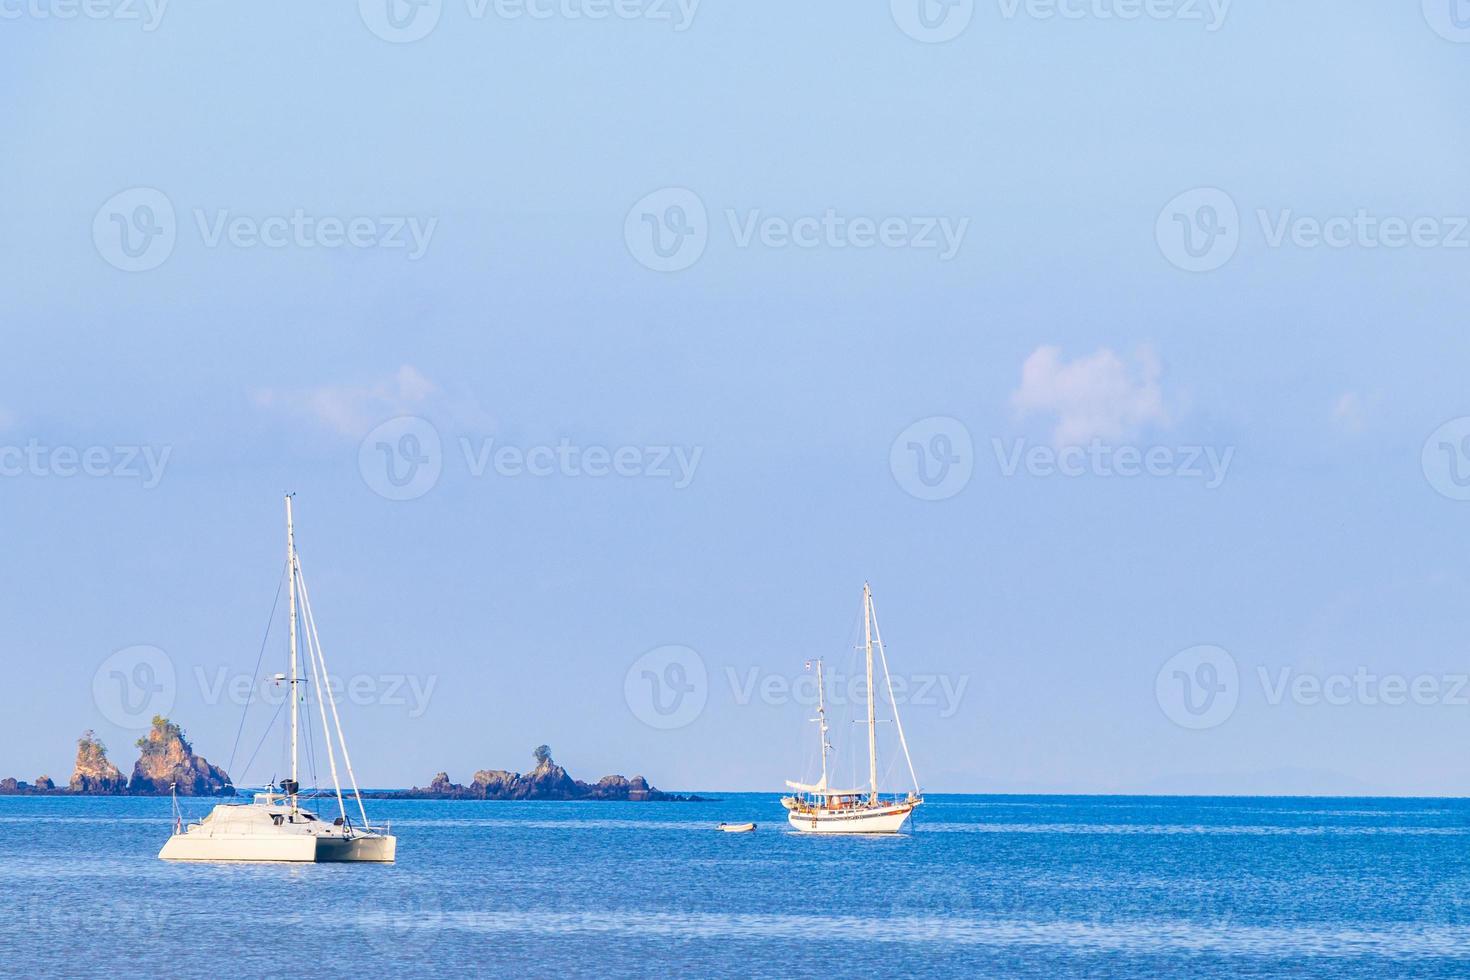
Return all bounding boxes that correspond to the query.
[1011,346,1170,446]
[250,365,442,438]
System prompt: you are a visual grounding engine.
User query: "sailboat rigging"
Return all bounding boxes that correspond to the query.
[781,583,922,834]
[158,495,397,862]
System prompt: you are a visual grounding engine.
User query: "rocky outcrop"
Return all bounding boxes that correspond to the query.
[397,746,698,801]
[69,731,127,794]
[128,717,233,796]
[0,720,234,796]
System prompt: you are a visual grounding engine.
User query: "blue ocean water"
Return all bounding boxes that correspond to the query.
[4,793,1470,977]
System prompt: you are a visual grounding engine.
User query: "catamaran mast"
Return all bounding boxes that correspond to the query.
[285,493,299,813]
[864,582,878,804]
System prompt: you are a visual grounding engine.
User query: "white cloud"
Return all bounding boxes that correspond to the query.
[1332,391,1369,434]
[251,365,443,438]
[1011,345,1169,446]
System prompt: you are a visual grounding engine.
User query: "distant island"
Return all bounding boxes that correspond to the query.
[371,745,705,802]
[0,717,233,797]
[0,726,698,803]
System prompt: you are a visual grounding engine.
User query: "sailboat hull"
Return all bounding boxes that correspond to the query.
[159,832,396,863]
[784,799,918,834]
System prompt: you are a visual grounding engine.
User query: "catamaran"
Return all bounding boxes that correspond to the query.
[158,495,397,862]
[781,583,922,834]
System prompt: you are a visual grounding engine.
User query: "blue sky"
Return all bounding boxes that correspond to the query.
[2,1,1470,794]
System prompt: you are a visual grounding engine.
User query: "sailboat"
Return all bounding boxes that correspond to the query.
[781,583,922,834]
[158,495,397,863]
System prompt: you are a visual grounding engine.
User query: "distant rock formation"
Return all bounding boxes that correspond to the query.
[129,717,233,796]
[69,731,127,794]
[0,718,234,797]
[396,746,697,802]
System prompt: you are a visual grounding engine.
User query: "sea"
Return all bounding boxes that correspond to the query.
[4,793,1470,977]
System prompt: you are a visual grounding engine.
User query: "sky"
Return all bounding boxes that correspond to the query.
[1,0,1469,795]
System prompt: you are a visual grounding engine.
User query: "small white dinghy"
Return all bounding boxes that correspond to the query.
[159,495,396,863]
[717,822,756,833]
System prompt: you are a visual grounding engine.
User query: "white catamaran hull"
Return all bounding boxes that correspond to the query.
[784,801,918,834]
[159,831,396,863]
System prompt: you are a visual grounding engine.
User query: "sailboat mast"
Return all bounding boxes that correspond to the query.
[815,659,829,792]
[285,493,299,812]
[864,582,878,804]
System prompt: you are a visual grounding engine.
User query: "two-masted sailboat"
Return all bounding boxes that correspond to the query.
[159,495,396,862]
[781,583,922,834]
